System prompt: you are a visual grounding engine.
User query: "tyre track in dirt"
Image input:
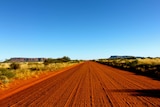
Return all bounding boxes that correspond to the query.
[92,62,160,106]
[0,61,160,107]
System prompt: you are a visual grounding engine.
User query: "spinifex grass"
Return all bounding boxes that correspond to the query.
[0,62,79,88]
[97,58,160,78]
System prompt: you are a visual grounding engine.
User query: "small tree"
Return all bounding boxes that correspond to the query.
[61,56,71,62]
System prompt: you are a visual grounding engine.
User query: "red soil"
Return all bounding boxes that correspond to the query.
[0,61,160,107]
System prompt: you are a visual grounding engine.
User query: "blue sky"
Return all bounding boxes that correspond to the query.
[0,0,160,60]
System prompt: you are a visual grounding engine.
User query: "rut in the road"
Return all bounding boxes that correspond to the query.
[0,62,160,107]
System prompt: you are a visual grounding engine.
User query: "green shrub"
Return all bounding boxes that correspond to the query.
[30,67,41,71]
[10,63,20,70]
[43,58,53,66]
[130,60,138,68]
[0,68,15,79]
[43,56,71,65]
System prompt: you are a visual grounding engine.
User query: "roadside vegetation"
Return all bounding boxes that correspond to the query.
[97,57,160,79]
[0,56,82,88]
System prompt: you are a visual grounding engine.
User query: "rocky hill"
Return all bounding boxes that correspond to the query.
[7,58,46,62]
[109,56,144,59]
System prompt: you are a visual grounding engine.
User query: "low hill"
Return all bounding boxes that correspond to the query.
[109,56,144,59]
[6,58,46,62]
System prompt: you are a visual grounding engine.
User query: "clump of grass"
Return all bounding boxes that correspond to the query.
[14,69,38,80]
[0,75,9,84]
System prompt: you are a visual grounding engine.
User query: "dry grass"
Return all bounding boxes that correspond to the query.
[0,62,79,88]
[137,58,160,65]
[0,63,11,68]
[100,58,160,65]
[97,58,160,79]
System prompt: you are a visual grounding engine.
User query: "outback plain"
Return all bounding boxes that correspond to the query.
[1,0,160,106]
[0,57,160,107]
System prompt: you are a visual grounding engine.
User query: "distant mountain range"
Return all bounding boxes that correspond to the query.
[6,58,46,62]
[109,56,144,59]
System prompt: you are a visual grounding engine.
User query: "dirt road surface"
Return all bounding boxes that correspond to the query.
[0,62,160,107]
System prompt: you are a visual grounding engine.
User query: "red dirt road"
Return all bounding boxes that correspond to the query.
[0,62,160,107]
